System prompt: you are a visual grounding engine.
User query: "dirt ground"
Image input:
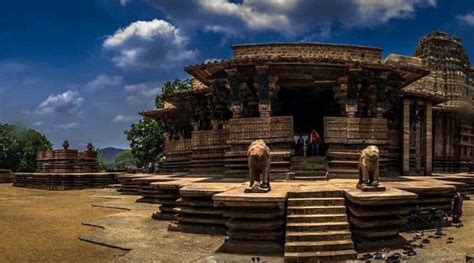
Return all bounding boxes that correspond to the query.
[0,184,127,262]
[2,183,474,263]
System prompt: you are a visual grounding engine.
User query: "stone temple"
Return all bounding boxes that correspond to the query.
[125,30,474,261]
[141,30,473,179]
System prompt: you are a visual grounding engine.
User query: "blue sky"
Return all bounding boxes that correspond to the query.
[0,0,473,149]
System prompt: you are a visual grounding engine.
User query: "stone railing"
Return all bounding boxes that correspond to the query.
[191,129,229,148]
[227,116,293,144]
[324,117,388,144]
[165,138,192,155]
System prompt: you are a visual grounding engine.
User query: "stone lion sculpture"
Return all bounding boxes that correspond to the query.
[245,139,271,193]
[358,145,380,188]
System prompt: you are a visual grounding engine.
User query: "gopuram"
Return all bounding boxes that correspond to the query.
[130,31,474,261]
[141,30,473,179]
[14,141,119,190]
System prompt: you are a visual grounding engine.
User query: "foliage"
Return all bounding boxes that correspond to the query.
[125,118,164,168]
[155,79,192,108]
[114,150,136,169]
[96,151,110,171]
[0,124,52,172]
[126,79,192,168]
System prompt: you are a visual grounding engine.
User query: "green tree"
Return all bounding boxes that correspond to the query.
[125,118,164,168]
[114,150,136,169]
[96,151,109,171]
[155,79,192,108]
[0,124,52,172]
[126,79,192,168]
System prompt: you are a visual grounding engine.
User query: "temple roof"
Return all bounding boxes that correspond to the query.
[185,55,428,88]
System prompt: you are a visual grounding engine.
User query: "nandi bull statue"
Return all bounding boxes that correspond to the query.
[357,145,385,192]
[245,139,271,193]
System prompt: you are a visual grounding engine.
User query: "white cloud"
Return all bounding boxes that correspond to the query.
[203,58,221,64]
[112,114,137,123]
[103,19,197,68]
[55,122,79,130]
[33,121,44,127]
[149,0,437,37]
[34,90,83,115]
[84,74,123,92]
[457,12,474,26]
[199,0,290,32]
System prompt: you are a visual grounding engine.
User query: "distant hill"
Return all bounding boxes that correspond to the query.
[97,147,127,164]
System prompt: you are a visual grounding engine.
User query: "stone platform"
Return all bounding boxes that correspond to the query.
[0,169,12,183]
[116,172,474,261]
[13,172,121,190]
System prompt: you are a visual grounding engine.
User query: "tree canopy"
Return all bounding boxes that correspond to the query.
[126,79,192,168]
[114,150,135,170]
[155,79,192,108]
[0,124,52,172]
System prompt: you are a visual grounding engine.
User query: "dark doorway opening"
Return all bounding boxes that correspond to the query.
[276,87,340,156]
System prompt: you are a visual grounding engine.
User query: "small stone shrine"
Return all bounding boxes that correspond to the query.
[13,141,119,190]
[36,141,99,173]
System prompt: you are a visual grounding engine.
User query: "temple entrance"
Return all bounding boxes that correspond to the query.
[276,87,340,156]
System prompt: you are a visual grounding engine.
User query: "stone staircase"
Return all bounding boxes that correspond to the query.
[326,150,359,179]
[290,157,327,180]
[284,191,357,262]
[224,150,292,180]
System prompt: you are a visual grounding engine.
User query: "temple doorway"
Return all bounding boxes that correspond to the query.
[276,87,340,156]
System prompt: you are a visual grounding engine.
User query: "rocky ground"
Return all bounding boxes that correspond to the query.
[1,183,474,262]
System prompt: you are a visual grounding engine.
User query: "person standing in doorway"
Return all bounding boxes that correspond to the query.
[309,129,320,156]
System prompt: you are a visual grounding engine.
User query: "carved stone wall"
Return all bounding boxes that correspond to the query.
[324,117,388,145]
[225,116,294,179]
[227,116,294,147]
[232,43,382,63]
[163,139,192,172]
[190,129,230,175]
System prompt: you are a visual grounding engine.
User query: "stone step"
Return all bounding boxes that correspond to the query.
[291,165,327,170]
[291,156,327,162]
[327,151,360,160]
[287,197,345,206]
[294,172,326,177]
[286,230,352,242]
[293,176,327,181]
[284,249,358,262]
[285,239,354,253]
[287,191,343,199]
[326,173,359,179]
[287,213,347,223]
[286,222,349,232]
[328,160,359,167]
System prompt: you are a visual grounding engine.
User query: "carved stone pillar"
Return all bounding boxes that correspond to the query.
[402,99,411,175]
[347,70,360,118]
[367,83,377,117]
[191,121,199,131]
[424,101,433,176]
[375,76,388,118]
[226,69,242,118]
[211,119,219,130]
[335,77,348,116]
[415,110,421,173]
[256,66,271,118]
